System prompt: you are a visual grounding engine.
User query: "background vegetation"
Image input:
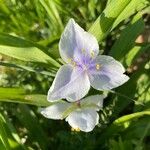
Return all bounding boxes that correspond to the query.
[0,0,150,149]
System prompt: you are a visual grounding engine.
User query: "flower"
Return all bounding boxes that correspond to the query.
[48,19,129,102]
[41,95,104,132]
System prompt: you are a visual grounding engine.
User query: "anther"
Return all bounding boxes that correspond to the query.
[68,58,76,67]
[81,48,85,53]
[91,50,95,58]
[71,127,80,132]
[72,61,76,67]
[96,64,101,70]
[68,58,72,63]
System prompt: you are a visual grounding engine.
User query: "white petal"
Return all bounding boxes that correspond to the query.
[66,108,99,132]
[89,55,129,90]
[48,64,90,102]
[94,55,126,73]
[41,102,71,120]
[81,95,104,111]
[59,18,99,63]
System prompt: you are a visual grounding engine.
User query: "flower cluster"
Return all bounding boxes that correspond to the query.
[41,19,129,132]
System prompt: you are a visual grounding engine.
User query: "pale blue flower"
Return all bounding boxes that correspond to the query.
[41,95,104,132]
[48,19,129,102]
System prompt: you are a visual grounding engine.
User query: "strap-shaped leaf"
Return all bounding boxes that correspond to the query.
[0,33,60,67]
[0,87,50,106]
[0,61,56,77]
[89,0,149,41]
[15,105,49,150]
[0,114,26,150]
[114,111,150,125]
[109,13,145,61]
[125,44,150,66]
[0,114,11,150]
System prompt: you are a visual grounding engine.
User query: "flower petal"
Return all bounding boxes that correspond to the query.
[66,108,99,132]
[48,64,90,102]
[41,102,71,120]
[81,95,104,111]
[89,55,129,90]
[59,18,99,63]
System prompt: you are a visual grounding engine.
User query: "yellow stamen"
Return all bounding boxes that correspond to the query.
[72,61,76,67]
[71,127,80,132]
[96,64,101,70]
[68,58,76,67]
[81,48,85,53]
[91,50,95,58]
[68,58,72,63]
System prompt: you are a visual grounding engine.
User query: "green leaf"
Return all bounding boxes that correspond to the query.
[125,43,150,66]
[0,87,50,106]
[134,69,150,112]
[121,117,150,142]
[112,66,149,120]
[14,105,49,150]
[0,33,60,67]
[0,139,7,150]
[96,111,150,147]
[109,137,133,150]
[89,0,149,41]
[0,113,26,150]
[114,111,150,125]
[0,114,11,150]
[2,115,24,149]
[0,61,56,77]
[39,0,63,34]
[109,13,145,61]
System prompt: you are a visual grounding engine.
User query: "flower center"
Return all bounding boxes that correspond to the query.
[76,100,81,107]
[82,64,88,71]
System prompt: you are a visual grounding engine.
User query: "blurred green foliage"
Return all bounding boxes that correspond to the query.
[0,0,150,149]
